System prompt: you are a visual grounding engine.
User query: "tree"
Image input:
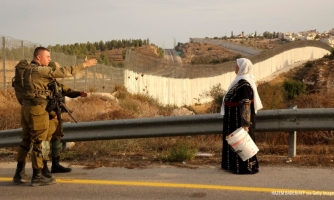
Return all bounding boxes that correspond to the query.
[263,31,273,39]
[99,40,106,51]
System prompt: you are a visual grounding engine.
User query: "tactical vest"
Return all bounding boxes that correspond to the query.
[11,60,50,104]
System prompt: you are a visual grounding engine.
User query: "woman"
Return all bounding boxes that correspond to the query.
[220,58,263,174]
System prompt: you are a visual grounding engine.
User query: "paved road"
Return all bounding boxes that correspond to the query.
[0,162,333,199]
[258,60,311,82]
[164,49,182,64]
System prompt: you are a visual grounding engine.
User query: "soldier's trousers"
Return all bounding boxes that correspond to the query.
[17,105,49,169]
[42,117,63,160]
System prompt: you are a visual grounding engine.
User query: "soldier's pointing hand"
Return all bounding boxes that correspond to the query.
[83,56,98,68]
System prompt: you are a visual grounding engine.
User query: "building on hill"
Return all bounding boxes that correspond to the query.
[283,32,295,41]
[321,36,334,47]
[329,28,334,35]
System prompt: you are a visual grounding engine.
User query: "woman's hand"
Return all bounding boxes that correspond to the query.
[243,126,249,132]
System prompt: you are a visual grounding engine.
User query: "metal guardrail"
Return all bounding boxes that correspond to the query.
[1,108,334,156]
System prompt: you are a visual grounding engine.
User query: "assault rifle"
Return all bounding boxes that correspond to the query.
[46,80,78,123]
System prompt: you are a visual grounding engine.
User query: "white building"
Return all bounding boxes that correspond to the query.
[305,34,315,40]
[329,28,334,35]
[283,32,295,41]
[321,36,334,47]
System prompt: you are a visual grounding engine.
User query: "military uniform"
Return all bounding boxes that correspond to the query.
[42,78,82,177]
[13,60,85,186]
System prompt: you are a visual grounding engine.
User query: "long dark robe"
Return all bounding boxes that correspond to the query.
[222,79,259,174]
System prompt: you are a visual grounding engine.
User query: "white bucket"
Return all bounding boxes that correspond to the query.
[226,127,259,161]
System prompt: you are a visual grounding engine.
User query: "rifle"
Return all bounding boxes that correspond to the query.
[46,79,78,123]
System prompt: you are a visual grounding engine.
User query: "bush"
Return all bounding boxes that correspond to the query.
[323,48,334,60]
[283,79,306,100]
[161,143,197,162]
[304,61,313,68]
[113,85,129,99]
[206,84,225,113]
[257,82,286,109]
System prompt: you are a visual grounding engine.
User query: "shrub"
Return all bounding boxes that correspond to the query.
[305,61,313,68]
[161,143,197,162]
[206,84,225,113]
[257,82,286,109]
[234,54,243,59]
[283,79,306,100]
[323,48,334,60]
[113,85,129,99]
[88,87,98,93]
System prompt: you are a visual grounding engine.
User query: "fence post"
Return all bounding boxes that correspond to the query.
[74,56,76,90]
[2,37,6,90]
[21,40,24,59]
[85,68,88,90]
[289,105,297,157]
[94,65,96,88]
[102,65,105,91]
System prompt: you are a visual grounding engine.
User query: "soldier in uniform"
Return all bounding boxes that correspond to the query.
[41,62,88,178]
[12,47,97,186]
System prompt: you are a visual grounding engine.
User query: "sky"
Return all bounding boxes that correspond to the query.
[0,0,333,49]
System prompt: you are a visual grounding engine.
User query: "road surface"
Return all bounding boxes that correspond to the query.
[0,162,333,199]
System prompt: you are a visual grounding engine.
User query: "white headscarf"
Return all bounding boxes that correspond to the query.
[220,58,263,115]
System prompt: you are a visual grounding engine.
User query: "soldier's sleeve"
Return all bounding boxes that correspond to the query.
[61,83,81,98]
[37,64,85,79]
[49,110,57,118]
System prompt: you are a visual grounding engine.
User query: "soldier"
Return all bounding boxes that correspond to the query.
[41,62,87,178]
[12,47,97,186]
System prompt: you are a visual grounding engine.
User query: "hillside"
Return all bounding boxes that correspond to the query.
[178,42,240,64]
[98,45,161,65]
[223,38,286,50]
[93,38,288,66]
[267,57,334,94]
[176,38,287,65]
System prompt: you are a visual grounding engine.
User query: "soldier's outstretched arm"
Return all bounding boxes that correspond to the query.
[37,58,98,79]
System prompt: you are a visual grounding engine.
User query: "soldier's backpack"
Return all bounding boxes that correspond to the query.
[11,60,37,104]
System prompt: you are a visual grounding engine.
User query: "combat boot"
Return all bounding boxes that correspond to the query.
[51,156,72,173]
[13,162,30,184]
[31,169,56,187]
[41,160,54,178]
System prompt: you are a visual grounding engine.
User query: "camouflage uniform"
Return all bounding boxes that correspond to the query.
[13,60,85,186]
[42,70,82,176]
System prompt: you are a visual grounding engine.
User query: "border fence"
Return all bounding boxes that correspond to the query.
[0,35,124,92]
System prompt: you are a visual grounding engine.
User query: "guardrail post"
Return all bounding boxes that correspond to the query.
[289,105,297,157]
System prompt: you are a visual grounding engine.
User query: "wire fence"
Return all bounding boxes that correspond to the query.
[0,35,124,92]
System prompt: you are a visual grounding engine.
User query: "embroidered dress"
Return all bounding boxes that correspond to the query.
[222,79,259,174]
